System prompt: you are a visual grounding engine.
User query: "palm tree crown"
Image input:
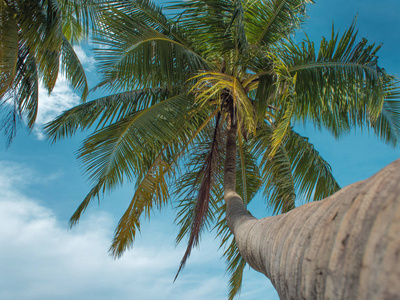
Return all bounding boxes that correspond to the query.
[44,0,400,298]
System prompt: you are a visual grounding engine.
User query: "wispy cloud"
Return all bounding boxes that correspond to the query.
[34,78,81,139]
[0,161,278,300]
[73,45,96,71]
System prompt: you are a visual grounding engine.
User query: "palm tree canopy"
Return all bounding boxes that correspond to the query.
[44,0,400,298]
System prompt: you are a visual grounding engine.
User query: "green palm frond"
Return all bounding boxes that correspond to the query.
[44,87,168,142]
[253,124,296,213]
[245,0,313,47]
[370,76,400,146]
[269,98,294,157]
[59,0,104,43]
[0,92,20,146]
[228,0,248,53]
[37,0,63,93]
[0,5,19,98]
[274,21,396,137]
[110,150,173,257]
[61,37,89,100]
[168,0,237,56]
[215,203,246,300]
[70,95,211,226]
[372,99,400,146]
[93,2,208,91]
[79,95,197,187]
[69,182,103,227]
[285,130,340,203]
[15,45,39,129]
[0,38,39,143]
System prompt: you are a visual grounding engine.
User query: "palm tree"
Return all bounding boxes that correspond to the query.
[0,0,99,145]
[44,0,400,298]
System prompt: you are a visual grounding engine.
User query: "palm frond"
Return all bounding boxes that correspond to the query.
[253,124,296,213]
[59,0,106,43]
[245,0,313,47]
[214,203,245,300]
[14,45,39,129]
[44,88,168,142]
[0,6,19,98]
[274,21,397,138]
[285,129,340,203]
[37,0,63,93]
[168,0,237,56]
[78,94,196,189]
[93,2,208,91]
[110,151,172,257]
[70,95,210,226]
[61,37,89,100]
[69,182,103,226]
[370,76,400,146]
[0,91,20,147]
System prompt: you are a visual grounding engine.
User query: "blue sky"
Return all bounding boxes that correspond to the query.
[1,1,399,299]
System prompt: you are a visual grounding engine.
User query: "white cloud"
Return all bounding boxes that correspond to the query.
[73,45,96,71]
[34,77,81,139]
[0,161,278,300]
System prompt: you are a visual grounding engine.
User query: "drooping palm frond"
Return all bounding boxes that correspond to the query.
[0,5,19,98]
[227,0,248,54]
[70,95,211,226]
[0,37,39,144]
[59,0,105,43]
[14,44,39,129]
[252,123,341,213]
[36,0,63,93]
[110,147,174,257]
[0,92,20,146]
[252,123,296,213]
[370,76,400,146]
[61,37,89,100]
[285,129,340,203]
[69,96,192,223]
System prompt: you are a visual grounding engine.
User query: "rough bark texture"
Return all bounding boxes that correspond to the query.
[224,126,400,299]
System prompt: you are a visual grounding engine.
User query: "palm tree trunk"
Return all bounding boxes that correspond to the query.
[224,124,400,299]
